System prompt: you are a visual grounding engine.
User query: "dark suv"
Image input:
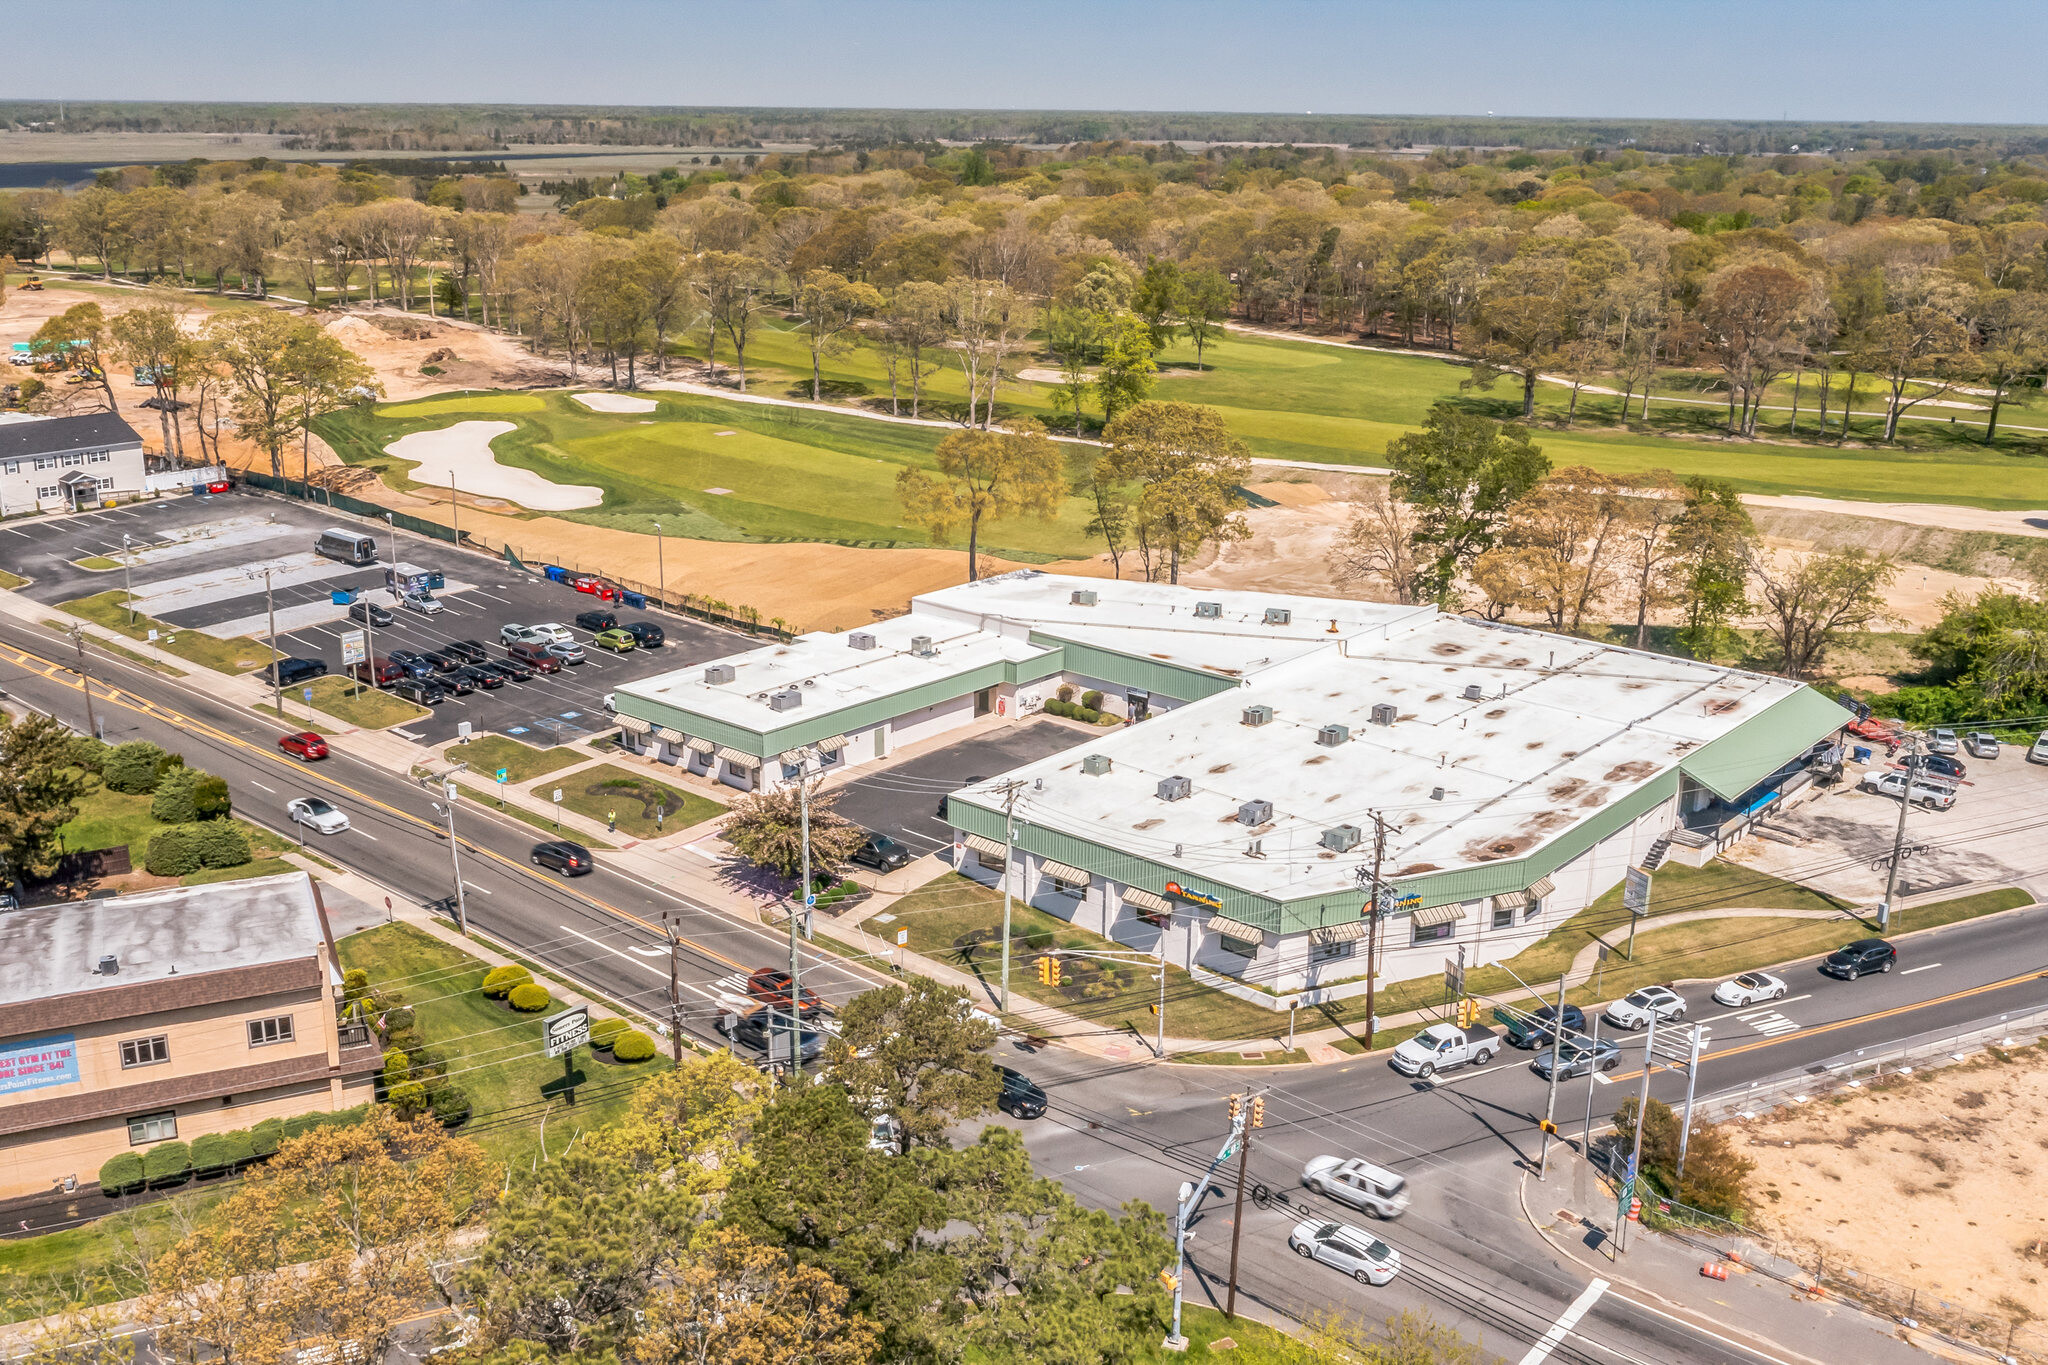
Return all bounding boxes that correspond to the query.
[1820,938,1896,980]
[621,621,665,648]
[267,657,328,686]
[996,1066,1047,1119]
[391,676,448,706]
[388,650,435,679]
[850,832,910,872]
[574,608,617,632]
[441,639,489,664]
[530,840,593,876]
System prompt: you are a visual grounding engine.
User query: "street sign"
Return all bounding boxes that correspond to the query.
[895,926,909,947]
[804,892,817,907]
[339,630,367,667]
[552,788,563,803]
[544,1005,589,1058]
[1624,866,1652,917]
[497,767,508,782]
[1443,957,1464,996]
[302,687,313,703]
[146,628,158,642]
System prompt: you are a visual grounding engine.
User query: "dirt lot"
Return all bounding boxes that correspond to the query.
[1741,1043,2048,1321]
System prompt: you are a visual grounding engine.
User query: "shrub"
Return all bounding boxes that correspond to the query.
[143,1140,192,1186]
[342,968,371,1002]
[387,1081,430,1118]
[379,1005,415,1035]
[1056,683,1075,703]
[507,983,551,1013]
[102,741,170,794]
[431,1087,472,1127]
[151,767,200,823]
[1081,689,1104,711]
[217,1129,255,1168]
[145,826,202,876]
[384,1026,423,1057]
[98,1152,145,1195]
[281,1114,320,1140]
[146,822,251,876]
[188,821,250,868]
[190,772,232,819]
[611,1030,657,1062]
[189,1133,236,1175]
[70,736,110,773]
[481,965,532,999]
[249,1118,283,1157]
[588,1017,629,1050]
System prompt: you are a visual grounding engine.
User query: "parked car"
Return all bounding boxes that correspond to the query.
[440,639,489,664]
[850,832,910,872]
[545,640,586,666]
[1927,727,1960,755]
[1909,753,1966,780]
[277,731,329,762]
[287,797,350,834]
[592,628,638,654]
[724,1007,824,1062]
[391,677,448,706]
[386,650,432,678]
[574,608,617,632]
[530,840,593,876]
[1300,1156,1409,1219]
[1860,770,1957,811]
[267,657,328,686]
[455,663,505,690]
[398,592,444,616]
[416,649,462,673]
[1821,938,1896,980]
[621,621,665,648]
[996,1065,1047,1119]
[1603,985,1686,1031]
[348,658,406,688]
[505,641,563,673]
[2031,733,2048,764]
[1389,1024,1498,1079]
[571,575,615,598]
[500,622,572,646]
[347,600,394,628]
[485,656,535,683]
[530,622,574,644]
[1712,971,1788,1007]
[1287,1219,1401,1287]
[1964,732,2000,759]
[1496,1002,1586,1050]
[436,670,475,697]
[746,967,825,1019]
[204,479,231,494]
[1533,1036,1623,1081]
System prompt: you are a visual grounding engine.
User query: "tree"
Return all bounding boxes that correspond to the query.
[1850,306,1973,441]
[1041,302,1107,435]
[1613,1096,1754,1220]
[33,302,119,410]
[1613,470,1688,650]
[0,713,90,889]
[631,232,694,376]
[625,1228,876,1365]
[1909,590,2048,720]
[697,251,770,392]
[1131,257,1184,352]
[794,269,882,401]
[1481,467,1639,634]
[1384,404,1550,607]
[825,977,999,1150]
[1668,477,1757,662]
[283,329,380,493]
[53,187,126,279]
[1085,465,1137,581]
[897,419,1067,581]
[720,781,866,883]
[1097,401,1252,584]
[1972,290,2048,444]
[1327,482,1425,604]
[1747,546,1896,679]
[1696,262,1811,436]
[587,246,654,388]
[1092,313,1158,423]
[205,309,321,480]
[1178,266,1234,370]
[109,291,198,463]
[1467,255,1572,418]
[875,280,949,418]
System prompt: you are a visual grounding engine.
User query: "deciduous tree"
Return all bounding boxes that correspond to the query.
[33,301,120,410]
[875,280,950,418]
[1384,403,1550,607]
[794,269,882,401]
[1097,401,1252,584]
[1747,546,1896,678]
[825,977,999,1149]
[697,251,770,393]
[1851,306,1973,441]
[1668,477,1757,662]
[897,419,1067,581]
[625,1228,876,1365]
[1327,482,1425,604]
[1092,312,1158,423]
[720,781,865,883]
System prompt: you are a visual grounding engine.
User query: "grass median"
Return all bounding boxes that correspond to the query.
[57,778,292,888]
[530,761,726,838]
[252,674,428,730]
[451,733,588,784]
[60,590,274,674]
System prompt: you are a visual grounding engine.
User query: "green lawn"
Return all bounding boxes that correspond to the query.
[530,762,725,838]
[453,734,588,783]
[60,591,275,675]
[0,1189,228,1321]
[253,674,429,730]
[72,555,121,570]
[0,567,26,590]
[478,792,619,848]
[57,777,291,886]
[42,618,185,676]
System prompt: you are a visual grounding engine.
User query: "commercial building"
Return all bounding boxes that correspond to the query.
[0,411,146,515]
[0,872,380,1201]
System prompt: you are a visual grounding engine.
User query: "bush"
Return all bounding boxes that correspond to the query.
[189,1133,236,1175]
[98,1152,145,1195]
[1081,689,1104,711]
[144,822,252,876]
[507,982,551,1013]
[382,1048,411,1085]
[217,1129,255,1168]
[1056,683,1075,703]
[379,1004,415,1035]
[190,772,231,819]
[281,1114,320,1140]
[431,1087,472,1127]
[69,735,110,773]
[342,968,371,1002]
[150,767,199,823]
[383,1026,423,1057]
[588,1017,629,1050]
[102,741,171,794]
[611,1030,657,1062]
[143,1140,192,1187]
[387,1081,430,1118]
[1043,698,1108,724]
[481,965,532,999]
[249,1118,283,1157]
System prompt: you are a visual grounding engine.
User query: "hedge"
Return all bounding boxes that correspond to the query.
[481,965,532,999]
[388,1081,430,1118]
[149,768,232,824]
[102,741,172,794]
[507,983,551,1013]
[98,1152,145,1195]
[380,1004,415,1034]
[432,1087,472,1127]
[611,1030,657,1063]
[143,1140,192,1186]
[1081,689,1104,711]
[588,1017,629,1050]
[1043,698,1117,725]
[250,1118,283,1157]
[144,822,251,876]
[70,735,110,774]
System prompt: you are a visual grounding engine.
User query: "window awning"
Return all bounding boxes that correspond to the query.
[1121,886,1172,915]
[1040,859,1090,885]
[1309,919,1369,946]
[654,727,686,745]
[814,733,850,753]
[684,736,715,754]
[963,833,1007,859]
[1526,875,1555,899]
[715,746,759,769]
[779,748,808,764]
[1494,877,1553,910]
[1412,902,1468,929]
[616,714,651,735]
[1206,914,1266,943]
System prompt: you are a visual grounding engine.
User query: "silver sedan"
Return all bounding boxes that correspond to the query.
[286,797,351,835]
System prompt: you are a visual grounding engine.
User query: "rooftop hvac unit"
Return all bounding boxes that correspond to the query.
[1194,601,1222,619]
[909,635,936,656]
[1081,754,1113,776]
[1370,702,1397,726]
[1321,824,1362,853]
[1157,775,1192,802]
[767,688,803,712]
[1429,786,1446,801]
[1317,723,1350,747]
[1242,703,1273,727]
[704,663,737,685]
[1462,683,1484,701]
[97,954,119,976]
[1071,589,1098,606]
[1238,798,1273,826]
[848,631,876,651]
[1263,607,1292,626]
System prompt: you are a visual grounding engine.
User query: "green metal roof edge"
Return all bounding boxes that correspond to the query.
[1678,685,1846,802]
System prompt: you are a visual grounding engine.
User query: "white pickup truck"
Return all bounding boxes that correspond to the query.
[1390,1023,1500,1079]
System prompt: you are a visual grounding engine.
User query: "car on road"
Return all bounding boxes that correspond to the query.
[746,967,825,1019]
[1964,731,2000,759]
[592,628,638,654]
[996,1065,1047,1119]
[1300,1156,1409,1219]
[483,657,534,684]
[1603,985,1686,1031]
[545,640,587,666]
[724,1007,824,1062]
[2031,733,2048,764]
[1497,1002,1586,1050]
[1860,770,1957,811]
[621,621,665,648]
[454,663,505,690]
[391,677,448,706]
[1532,1036,1622,1081]
[1821,938,1896,980]
[266,657,328,686]
[574,609,617,632]
[388,650,435,678]
[1713,971,1788,1007]
[440,639,489,664]
[1287,1219,1400,1287]
[347,600,394,628]
[505,642,563,673]
[1927,727,1960,755]
[287,797,350,834]
[530,840,593,876]
[277,731,329,761]
[1389,1023,1498,1079]
[850,832,911,872]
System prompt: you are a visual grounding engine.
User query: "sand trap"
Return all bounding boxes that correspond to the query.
[573,392,658,414]
[384,421,603,511]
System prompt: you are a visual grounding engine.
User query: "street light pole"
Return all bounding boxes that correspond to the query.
[996,779,1024,1012]
[652,520,665,607]
[1878,734,1922,932]
[121,533,132,627]
[1537,968,1569,1181]
[68,624,98,738]
[263,567,280,719]
[429,781,469,938]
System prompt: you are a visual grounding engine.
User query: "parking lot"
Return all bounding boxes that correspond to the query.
[5,491,742,747]
[827,717,1098,856]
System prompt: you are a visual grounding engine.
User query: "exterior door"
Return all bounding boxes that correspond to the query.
[974,688,993,717]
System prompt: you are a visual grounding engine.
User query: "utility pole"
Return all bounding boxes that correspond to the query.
[652,519,665,606]
[263,567,280,718]
[1537,968,1569,1181]
[1155,942,1169,1060]
[450,474,459,547]
[1581,1011,1603,1145]
[1224,1092,1263,1319]
[1878,734,1922,932]
[68,624,98,738]
[995,779,1025,1011]
[423,768,470,937]
[1166,1104,1247,1351]
[1362,811,1389,1043]
[1618,1013,1657,1254]
[664,914,683,1068]
[1673,1022,1706,1183]
[121,533,132,627]
[787,749,817,1085]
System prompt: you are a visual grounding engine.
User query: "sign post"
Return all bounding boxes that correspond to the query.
[552,787,563,830]
[545,1005,589,1105]
[895,925,909,973]
[340,629,367,697]
[1623,866,1653,960]
[497,767,508,807]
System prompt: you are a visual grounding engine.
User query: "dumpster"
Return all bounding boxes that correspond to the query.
[620,590,647,609]
[331,588,357,605]
[544,565,571,583]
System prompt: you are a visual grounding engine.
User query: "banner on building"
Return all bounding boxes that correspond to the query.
[0,1033,80,1095]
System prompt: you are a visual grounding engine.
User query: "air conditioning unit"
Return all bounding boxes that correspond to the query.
[1194,601,1223,619]
[1242,704,1273,727]
[1263,607,1291,626]
[97,954,119,976]
[1317,723,1350,747]
[1081,754,1113,776]
[1321,824,1362,853]
[1157,775,1192,802]
[909,635,935,656]
[1071,589,1098,606]
[1370,702,1397,726]
[767,688,803,712]
[1462,683,1484,701]
[848,631,876,651]
[1429,786,1446,801]
[704,663,737,685]
[1238,799,1273,826]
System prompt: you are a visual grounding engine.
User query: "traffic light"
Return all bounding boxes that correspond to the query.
[1158,1268,1181,1292]
[1250,1095,1266,1129]
[1149,1003,1160,1016]
[1538,1119,1559,1136]
[1036,955,1062,987]
[1227,1093,1244,1122]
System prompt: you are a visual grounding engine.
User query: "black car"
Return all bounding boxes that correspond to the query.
[485,657,534,683]
[441,639,489,664]
[997,1066,1046,1120]
[388,650,435,678]
[455,663,505,690]
[1909,753,1967,781]
[347,600,395,628]
[267,656,328,686]
[1505,1002,1587,1050]
[531,840,593,876]
[574,608,617,632]
[850,832,911,872]
[621,621,664,648]
[391,677,448,705]
[1821,938,1896,980]
[418,648,466,673]
[437,669,476,696]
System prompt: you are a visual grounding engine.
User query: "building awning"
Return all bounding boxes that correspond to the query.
[616,714,652,735]
[963,833,1007,859]
[1412,902,1468,929]
[1040,859,1090,885]
[1309,919,1369,946]
[715,746,759,769]
[779,748,808,764]
[1526,875,1555,899]
[654,727,686,745]
[1678,685,1849,801]
[1121,886,1173,915]
[684,736,715,754]
[814,733,849,753]
[1207,914,1266,943]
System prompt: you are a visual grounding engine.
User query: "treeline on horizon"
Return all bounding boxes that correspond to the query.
[8,100,2048,157]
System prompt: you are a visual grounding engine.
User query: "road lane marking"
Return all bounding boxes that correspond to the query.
[463,882,492,895]
[1702,992,1810,1023]
[353,829,378,841]
[251,781,275,793]
[1902,963,1941,975]
[1518,1277,1607,1365]
[1734,1010,1799,1037]
[558,923,721,1002]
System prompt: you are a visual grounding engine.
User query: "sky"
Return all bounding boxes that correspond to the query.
[17,0,2048,125]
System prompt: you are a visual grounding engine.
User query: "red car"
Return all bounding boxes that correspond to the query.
[278,731,329,762]
[205,479,230,494]
[745,967,825,1019]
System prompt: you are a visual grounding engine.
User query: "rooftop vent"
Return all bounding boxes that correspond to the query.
[1242,704,1273,727]
[1462,683,1484,701]
[767,688,803,712]
[1321,824,1362,853]
[1194,601,1222,619]
[909,634,936,657]
[1157,775,1192,802]
[1317,723,1350,747]
[1238,799,1273,826]
[1071,589,1098,606]
[1081,754,1113,776]
[1429,786,1446,801]
[97,954,119,976]
[704,663,737,685]
[1369,702,1397,727]
[1263,607,1292,626]
[848,631,876,651]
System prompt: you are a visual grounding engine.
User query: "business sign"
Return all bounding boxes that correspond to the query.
[544,1006,589,1059]
[1163,881,1223,913]
[0,1033,80,1095]
[339,630,367,667]
[1392,889,1424,913]
[1624,866,1653,918]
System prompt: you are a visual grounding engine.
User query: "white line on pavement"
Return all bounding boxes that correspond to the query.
[1518,1277,1608,1365]
[558,923,720,1001]
[463,882,492,895]
[251,780,275,793]
[1706,993,1811,1023]
[1900,963,1941,974]
[353,829,378,841]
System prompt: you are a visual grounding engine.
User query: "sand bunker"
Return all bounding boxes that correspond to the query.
[383,421,603,511]
[573,392,658,414]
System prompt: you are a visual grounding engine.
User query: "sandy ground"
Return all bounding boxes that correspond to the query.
[1741,1046,2048,1321]
[1749,494,2048,541]
[572,391,657,414]
[383,420,602,510]
[320,312,567,401]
